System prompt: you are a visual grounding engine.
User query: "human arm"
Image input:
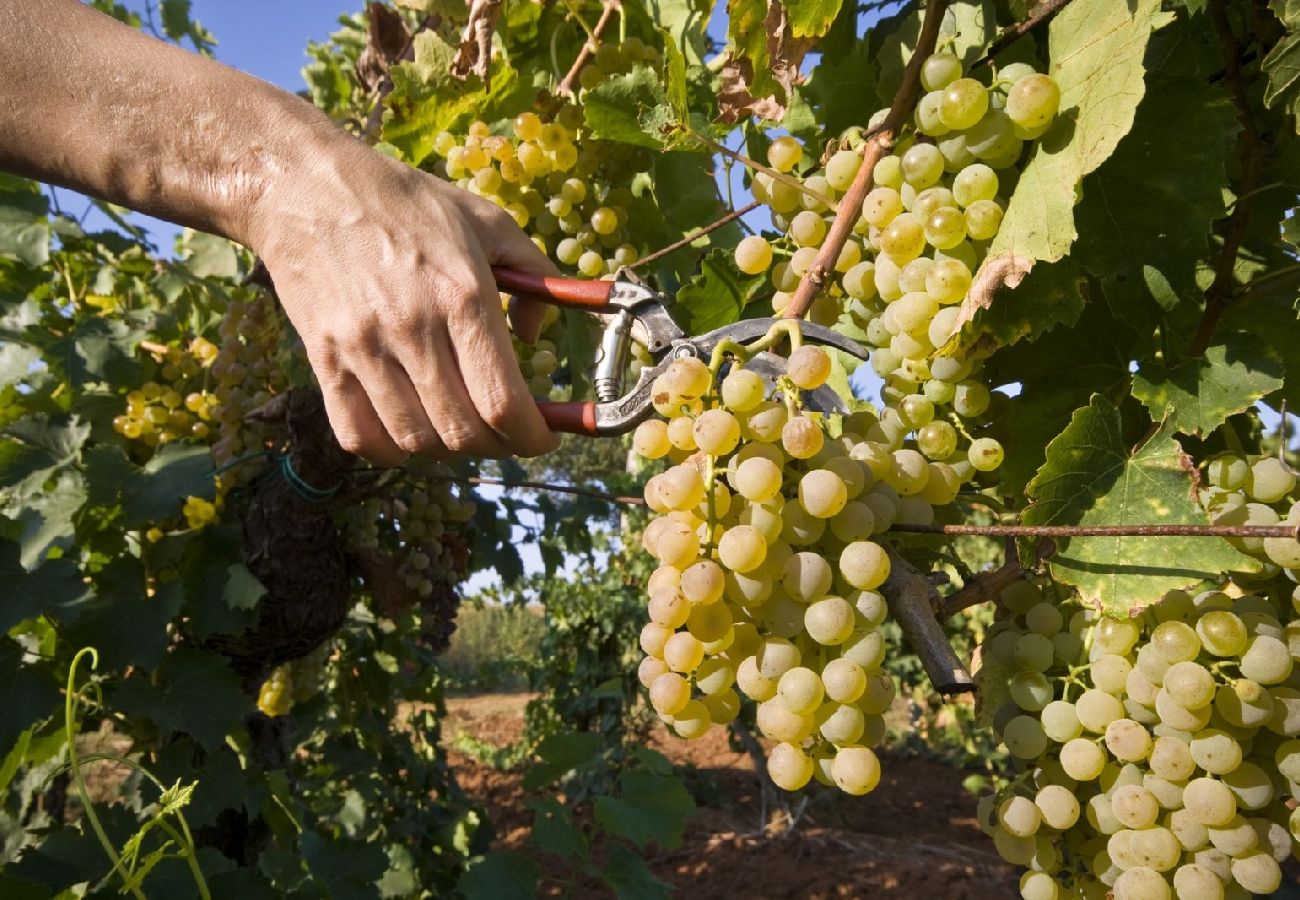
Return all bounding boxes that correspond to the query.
[0,0,559,464]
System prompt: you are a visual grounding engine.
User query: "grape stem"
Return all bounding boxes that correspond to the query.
[971,0,1074,69]
[940,537,1055,619]
[882,548,975,694]
[684,127,836,209]
[556,0,621,98]
[632,200,761,271]
[706,320,804,374]
[782,0,949,321]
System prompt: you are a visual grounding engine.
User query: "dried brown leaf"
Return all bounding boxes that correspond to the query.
[451,0,505,84]
[952,254,1034,331]
[716,1,816,123]
[356,2,413,92]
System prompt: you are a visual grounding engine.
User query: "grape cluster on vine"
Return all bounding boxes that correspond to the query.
[980,581,1299,900]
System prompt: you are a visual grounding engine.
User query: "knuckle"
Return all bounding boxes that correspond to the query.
[335,431,368,457]
[395,430,439,455]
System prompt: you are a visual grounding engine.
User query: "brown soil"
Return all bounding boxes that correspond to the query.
[444,693,1017,899]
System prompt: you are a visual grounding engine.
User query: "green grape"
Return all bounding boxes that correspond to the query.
[790,210,828,247]
[952,162,999,207]
[825,149,862,191]
[921,51,963,91]
[900,143,945,188]
[1246,456,1296,503]
[953,380,991,416]
[964,199,1005,241]
[968,437,1005,472]
[1006,73,1061,130]
[767,136,803,173]
[924,206,968,249]
[939,78,990,130]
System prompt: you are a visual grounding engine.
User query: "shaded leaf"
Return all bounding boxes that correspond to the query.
[457,852,539,900]
[1023,395,1256,616]
[0,643,61,758]
[583,67,669,149]
[111,647,250,751]
[522,731,601,790]
[1132,335,1285,436]
[301,830,388,900]
[600,842,673,900]
[0,536,93,630]
[526,798,587,860]
[593,769,694,851]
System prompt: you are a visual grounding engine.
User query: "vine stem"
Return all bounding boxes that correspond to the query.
[892,522,1300,539]
[556,0,620,98]
[64,649,147,900]
[883,549,974,694]
[941,537,1057,618]
[972,0,1073,68]
[783,0,949,320]
[686,129,836,208]
[1189,0,1263,356]
[425,473,646,505]
[632,200,761,270]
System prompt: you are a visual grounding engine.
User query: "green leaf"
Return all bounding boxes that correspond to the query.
[1073,55,1239,308]
[593,769,695,851]
[599,842,673,900]
[784,0,845,40]
[123,442,216,526]
[583,67,669,149]
[0,175,50,268]
[16,470,86,569]
[223,563,266,611]
[0,643,61,759]
[382,33,526,164]
[1023,395,1257,616]
[0,413,90,494]
[1220,289,1300,411]
[673,248,765,335]
[957,257,1087,355]
[111,647,250,751]
[802,31,878,139]
[1264,0,1300,132]
[958,0,1169,329]
[0,537,93,630]
[301,830,388,900]
[46,314,145,387]
[181,230,239,279]
[1131,335,1285,436]
[659,28,688,122]
[457,852,539,900]
[526,798,587,860]
[522,731,602,790]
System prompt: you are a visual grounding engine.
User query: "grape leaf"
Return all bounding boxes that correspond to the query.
[599,842,673,900]
[457,852,540,900]
[1131,335,1285,436]
[1264,0,1300,132]
[16,470,86,569]
[526,798,588,860]
[583,67,669,149]
[1220,290,1300,411]
[956,0,1170,332]
[1023,395,1256,616]
[111,647,250,751]
[0,537,93,631]
[0,175,50,269]
[784,0,845,40]
[124,442,216,526]
[0,413,90,495]
[1073,66,1239,304]
[0,644,61,759]
[957,257,1087,356]
[592,769,694,851]
[301,831,388,900]
[181,230,239,279]
[522,731,601,790]
[672,248,764,335]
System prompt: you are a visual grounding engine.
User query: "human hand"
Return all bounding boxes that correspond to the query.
[247,136,560,466]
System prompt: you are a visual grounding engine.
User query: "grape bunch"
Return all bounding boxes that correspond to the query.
[428,108,646,398]
[734,53,1064,492]
[112,338,220,447]
[633,345,911,795]
[979,581,1299,900]
[1202,451,1300,575]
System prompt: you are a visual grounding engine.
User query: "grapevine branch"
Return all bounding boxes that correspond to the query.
[425,473,647,506]
[783,0,948,320]
[892,522,1300,539]
[972,0,1074,69]
[632,200,761,270]
[556,0,620,98]
[941,538,1057,618]
[1189,0,1264,356]
[883,548,974,694]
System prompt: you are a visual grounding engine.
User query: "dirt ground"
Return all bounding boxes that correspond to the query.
[444,693,1018,899]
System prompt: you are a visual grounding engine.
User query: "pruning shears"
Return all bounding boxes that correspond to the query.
[493,267,870,436]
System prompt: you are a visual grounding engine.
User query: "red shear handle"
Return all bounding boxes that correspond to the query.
[539,401,599,436]
[492,267,615,310]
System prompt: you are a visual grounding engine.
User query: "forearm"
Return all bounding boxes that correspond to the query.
[0,0,339,248]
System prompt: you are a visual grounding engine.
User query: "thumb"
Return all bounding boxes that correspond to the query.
[468,203,558,345]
